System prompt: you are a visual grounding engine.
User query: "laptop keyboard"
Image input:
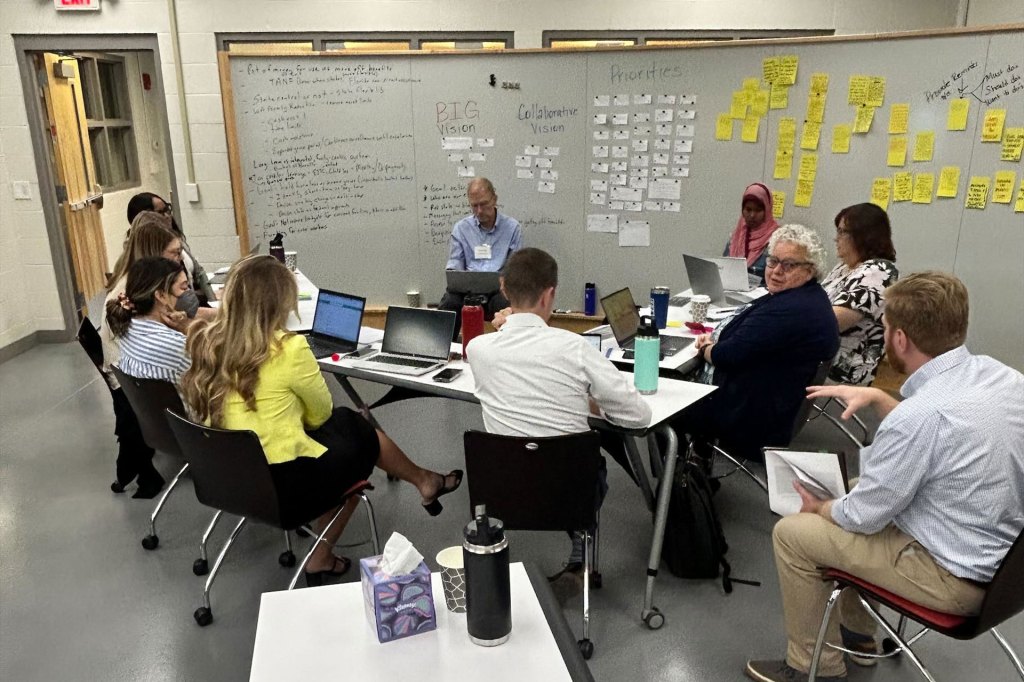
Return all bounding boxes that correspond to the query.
[308,340,346,359]
[669,295,691,307]
[367,354,439,369]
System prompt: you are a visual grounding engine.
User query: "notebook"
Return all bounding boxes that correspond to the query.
[301,289,366,359]
[445,270,501,295]
[599,287,693,357]
[352,306,457,376]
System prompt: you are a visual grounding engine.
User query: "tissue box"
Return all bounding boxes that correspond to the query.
[360,555,437,643]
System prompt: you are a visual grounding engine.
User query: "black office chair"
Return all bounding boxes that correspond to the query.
[464,429,602,660]
[808,527,1024,681]
[165,410,380,627]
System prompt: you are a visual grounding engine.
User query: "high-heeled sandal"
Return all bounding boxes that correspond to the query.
[304,554,352,587]
[422,469,463,517]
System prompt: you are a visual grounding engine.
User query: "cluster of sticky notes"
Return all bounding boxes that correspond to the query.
[848,74,885,134]
[805,73,829,152]
[762,54,799,111]
[885,169,1020,209]
[774,117,797,179]
[794,153,817,207]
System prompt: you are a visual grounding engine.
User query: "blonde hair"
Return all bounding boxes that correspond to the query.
[180,255,298,425]
[107,211,176,287]
[767,224,828,279]
[884,271,969,357]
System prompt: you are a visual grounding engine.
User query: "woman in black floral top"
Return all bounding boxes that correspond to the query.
[821,203,898,385]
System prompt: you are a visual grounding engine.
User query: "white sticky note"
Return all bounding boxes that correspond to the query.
[543,146,560,156]
[448,153,464,163]
[611,173,628,186]
[586,214,618,232]
[469,152,486,162]
[613,94,630,106]
[534,157,553,168]
[629,176,648,190]
[590,179,608,191]
[540,169,558,181]
[589,192,607,205]
[654,138,671,150]
[608,200,625,210]
[458,166,475,177]
[613,129,631,140]
[651,166,668,177]
[676,124,695,137]
[442,137,474,150]
[671,166,690,177]
[593,130,610,140]
[476,138,495,147]
[675,139,693,152]
[516,155,533,167]
[631,154,650,167]
[679,95,696,105]
[537,181,556,194]
[673,154,690,165]
[644,200,662,211]
[593,114,608,125]
[633,112,651,123]
[611,145,629,158]
[612,113,629,125]
[663,201,681,212]
[517,169,535,179]
[678,109,696,120]
[658,94,677,105]
[634,125,652,136]
[610,186,643,201]
[656,124,673,136]
[619,220,651,246]
[648,178,681,200]
[525,144,541,155]
[593,95,611,107]
[655,108,674,122]
[634,93,653,105]
[610,161,628,171]
[652,152,670,165]
[591,162,609,173]
[592,146,609,158]
[632,138,649,152]
[629,167,649,178]
[623,201,643,212]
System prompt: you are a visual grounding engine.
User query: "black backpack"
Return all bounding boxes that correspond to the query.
[661,457,760,593]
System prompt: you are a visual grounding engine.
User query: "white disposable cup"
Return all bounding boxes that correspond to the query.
[407,290,421,308]
[284,251,298,272]
[435,546,466,613]
[691,294,711,324]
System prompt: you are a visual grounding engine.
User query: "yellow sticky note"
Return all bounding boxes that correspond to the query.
[912,173,935,204]
[800,122,822,151]
[769,83,789,110]
[742,77,760,92]
[993,171,1016,204]
[887,136,908,167]
[751,90,770,117]
[806,94,826,124]
[741,116,760,143]
[774,148,793,179]
[776,55,799,86]
[810,73,829,96]
[981,109,1006,142]
[773,191,786,219]
[848,75,870,105]
[798,153,818,178]
[888,104,909,134]
[1001,128,1024,162]
[778,117,798,150]
[965,176,990,209]
[1016,179,1024,213]
[794,153,817,207]
[867,76,886,107]
[947,99,970,131]
[893,172,913,202]
[832,124,852,153]
[731,91,749,119]
[853,105,875,134]
[716,113,734,141]
[871,177,891,210]
[937,166,961,198]
[913,132,935,162]
[763,57,780,84]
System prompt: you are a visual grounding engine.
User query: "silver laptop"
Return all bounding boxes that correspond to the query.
[683,254,750,306]
[599,287,693,357]
[301,289,365,359]
[210,242,261,285]
[352,306,456,376]
[712,257,756,292]
[445,270,501,295]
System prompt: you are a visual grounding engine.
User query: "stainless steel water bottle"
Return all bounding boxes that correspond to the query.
[462,505,511,646]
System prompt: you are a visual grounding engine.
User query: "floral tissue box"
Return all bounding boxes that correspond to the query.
[359,555,437,643]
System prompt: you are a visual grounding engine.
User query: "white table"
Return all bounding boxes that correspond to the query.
[250,562,592,682]
[319,348,715,630]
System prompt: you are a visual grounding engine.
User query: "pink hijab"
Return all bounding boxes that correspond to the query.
[728,182,780,267]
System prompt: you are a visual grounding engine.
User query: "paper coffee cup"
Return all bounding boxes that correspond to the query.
[407,290,421,308]
[435,546,466,613]
[691,294,711,324]
[284,251,298,272]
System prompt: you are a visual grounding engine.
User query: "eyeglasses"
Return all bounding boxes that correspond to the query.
[766,256,812,273]
[836,227,852,237]
[157,203,173,215]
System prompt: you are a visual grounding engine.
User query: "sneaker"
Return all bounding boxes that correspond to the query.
[840,625,878,667]
[745,659,845,682]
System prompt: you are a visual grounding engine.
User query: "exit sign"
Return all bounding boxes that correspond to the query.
[55,0,101,10]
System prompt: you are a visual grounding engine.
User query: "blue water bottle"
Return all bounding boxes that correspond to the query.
[583,282,596,317]
[633,315,660,395]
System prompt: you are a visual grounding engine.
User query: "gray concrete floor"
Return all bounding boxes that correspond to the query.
[1,342,1020,681]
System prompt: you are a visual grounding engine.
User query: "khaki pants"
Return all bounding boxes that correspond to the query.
[772,514,985,677]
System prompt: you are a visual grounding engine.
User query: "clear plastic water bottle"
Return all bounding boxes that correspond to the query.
[463,505,511,647]
[633,315,660,395]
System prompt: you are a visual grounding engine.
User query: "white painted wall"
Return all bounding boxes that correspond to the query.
[0,0,1020,352]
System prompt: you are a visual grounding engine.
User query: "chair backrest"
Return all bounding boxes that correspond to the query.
[164,409,283,526]
[76,317,105,372]
[792,358,833,441]
[974,525,1024,634]
[110,366,185,458]
[463,430,602,532]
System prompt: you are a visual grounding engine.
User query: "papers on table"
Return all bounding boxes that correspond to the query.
[765,449,848,517]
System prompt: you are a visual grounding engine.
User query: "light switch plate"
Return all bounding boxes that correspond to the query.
[185,183,200,202]
[12,181,32,200]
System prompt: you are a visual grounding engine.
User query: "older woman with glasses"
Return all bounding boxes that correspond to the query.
[673,224,840,462]
[820,203,898,385]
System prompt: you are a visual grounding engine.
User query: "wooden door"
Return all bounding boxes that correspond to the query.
[37,53,108,308]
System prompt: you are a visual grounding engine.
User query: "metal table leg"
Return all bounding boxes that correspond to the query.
[333,374,384,430]
[640,423,677,630]
[623,434,655,512]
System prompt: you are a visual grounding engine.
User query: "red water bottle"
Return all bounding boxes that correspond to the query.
[461,295,486,359]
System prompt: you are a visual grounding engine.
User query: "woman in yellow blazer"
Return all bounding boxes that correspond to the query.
[181,256,461,585]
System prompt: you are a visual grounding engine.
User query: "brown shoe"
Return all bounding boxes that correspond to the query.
[744,659,845,682]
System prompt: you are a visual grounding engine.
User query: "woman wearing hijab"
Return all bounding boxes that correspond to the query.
[723,182,781,283]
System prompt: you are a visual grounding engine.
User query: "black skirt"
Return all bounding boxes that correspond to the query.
[268,407,380,528]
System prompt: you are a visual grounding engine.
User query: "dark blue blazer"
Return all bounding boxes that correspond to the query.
[705,280,839,454]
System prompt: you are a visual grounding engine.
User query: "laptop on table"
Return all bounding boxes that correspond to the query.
[445,270,502,295]
[301,289,366,359]
[599,287,693,358]
[683,254,750,306]
[352,307,457,376]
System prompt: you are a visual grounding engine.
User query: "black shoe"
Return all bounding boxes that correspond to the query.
[840,625,878,666]
[304,555,352,587]
[111,480,127,494]
[745,659,845,682]
[132,472,166,499]
[422,470,463,516]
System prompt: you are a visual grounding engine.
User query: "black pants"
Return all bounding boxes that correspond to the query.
[438,289,510,340]
[109,387,161,487]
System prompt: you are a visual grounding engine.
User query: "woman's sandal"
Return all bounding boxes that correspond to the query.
[304,554,352,587]
[422,469,464,517]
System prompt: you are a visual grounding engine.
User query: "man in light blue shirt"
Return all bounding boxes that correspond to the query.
[440,178,522,335]
[746,272,1024,682]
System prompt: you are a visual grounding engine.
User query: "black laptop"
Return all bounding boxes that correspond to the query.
[600,287,693,357]
[301,289,366,358]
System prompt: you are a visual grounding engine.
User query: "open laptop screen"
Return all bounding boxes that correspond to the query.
[311,290,365,344]
[381,307,455,360]
[600,288,639,343]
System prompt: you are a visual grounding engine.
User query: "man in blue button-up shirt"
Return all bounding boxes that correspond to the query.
[439,178,522,336]
[746,272,1024,682]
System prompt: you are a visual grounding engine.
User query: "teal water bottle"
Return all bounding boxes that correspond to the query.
[633,315,660,395]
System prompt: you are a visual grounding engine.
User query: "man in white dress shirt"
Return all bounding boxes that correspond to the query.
[746,271,1024,682]
[467,248,651,578]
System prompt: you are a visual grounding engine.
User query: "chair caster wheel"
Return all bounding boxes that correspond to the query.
[192,558,209,576]
[110,480,127,494]
[141,534,159,550]
[590,572,603,589]
[642,608,665,630]
[577,639,594,660]
[194,607,213,627]
[279,550,296,567]
[387,474,398,482]
[882,637,900,655]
